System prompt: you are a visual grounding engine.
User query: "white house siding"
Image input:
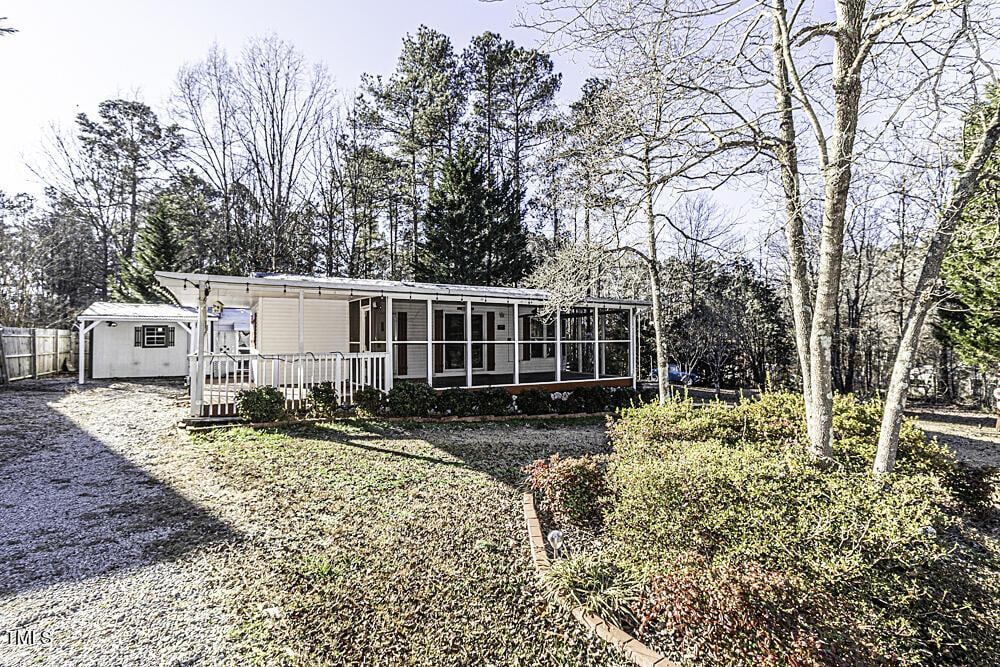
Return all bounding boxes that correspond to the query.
[92,321,190,378]
[255,297,349,355]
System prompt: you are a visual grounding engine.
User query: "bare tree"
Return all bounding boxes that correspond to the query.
[234,36,331,271]
[875,97,1000,473]
[173,45,242,268]
[523,0,1000,464]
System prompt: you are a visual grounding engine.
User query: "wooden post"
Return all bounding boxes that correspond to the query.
[30,329,38,379]
[513,302,520,386]
[0,326,9,385]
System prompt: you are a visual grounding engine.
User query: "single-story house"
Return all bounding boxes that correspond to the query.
[82,272,648,418]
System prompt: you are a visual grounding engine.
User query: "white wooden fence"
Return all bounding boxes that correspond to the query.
[192,351,388,417]
[0,327,79,384]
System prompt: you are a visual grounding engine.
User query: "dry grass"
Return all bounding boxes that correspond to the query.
[195,419,627,666]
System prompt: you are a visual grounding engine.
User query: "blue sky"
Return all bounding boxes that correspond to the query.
[0,0,592,197]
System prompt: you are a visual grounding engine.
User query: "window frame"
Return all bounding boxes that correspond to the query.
[140,325,170,348]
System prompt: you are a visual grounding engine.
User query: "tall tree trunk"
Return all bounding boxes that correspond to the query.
[875,102,1000,474]
[805,0,864,460]
[771,5,814,412]
[411,151,418,274]
[643,144,668,403]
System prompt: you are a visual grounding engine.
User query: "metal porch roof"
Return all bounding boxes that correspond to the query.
[78,301,202,321]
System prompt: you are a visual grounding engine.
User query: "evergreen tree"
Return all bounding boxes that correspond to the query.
[366,26,466,275]
[939,89,1000,366]
[417,145,531,286]
[115,196,184,304]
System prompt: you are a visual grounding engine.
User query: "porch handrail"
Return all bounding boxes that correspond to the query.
[190,350,387,418]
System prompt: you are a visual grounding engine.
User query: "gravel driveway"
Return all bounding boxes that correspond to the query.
[0,379,246,667]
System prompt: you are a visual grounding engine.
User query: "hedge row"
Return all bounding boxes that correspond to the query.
[358,382,644,419]
[235,382,647,422]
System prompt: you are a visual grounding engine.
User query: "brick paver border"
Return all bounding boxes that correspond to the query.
[522,492,676,667]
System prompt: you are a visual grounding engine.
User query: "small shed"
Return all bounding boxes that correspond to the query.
[77,302,207,382]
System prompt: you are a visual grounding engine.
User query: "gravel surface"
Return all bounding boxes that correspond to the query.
[910,407,1000,468]
[0,379,247,667]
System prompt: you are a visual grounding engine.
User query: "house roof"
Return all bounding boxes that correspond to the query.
[78,301,203,322]
[154,271,651,308]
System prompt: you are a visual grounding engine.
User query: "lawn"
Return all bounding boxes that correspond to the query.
[194,418,628,666]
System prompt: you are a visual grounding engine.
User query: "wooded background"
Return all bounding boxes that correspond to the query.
[1,12,998,412]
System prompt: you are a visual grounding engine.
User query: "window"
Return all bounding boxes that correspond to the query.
[524,317,555,359]
[135,325,174,348]
[444,313,465,370]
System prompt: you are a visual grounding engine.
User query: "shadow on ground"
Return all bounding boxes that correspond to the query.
[0,381,239,599]
[279,417,611,487]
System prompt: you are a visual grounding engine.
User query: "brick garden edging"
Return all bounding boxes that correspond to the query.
[522,492,676,667]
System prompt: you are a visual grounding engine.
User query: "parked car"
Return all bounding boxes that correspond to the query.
[651,364,699,386]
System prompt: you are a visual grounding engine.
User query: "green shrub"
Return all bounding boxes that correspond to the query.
[475,387,513,416]
[515,389,554,415]
[235,386,286,423]
[526,453,607,529]
[639,387,659,404]
[309,382,339,418]
[352,386,384,418]
[436,387,477,417]
[386,381,436,417]
[545,553,640,623]
[603,394,999,664]
[562,386,610,414]
[607,387,640,411]
[609,398,743,460]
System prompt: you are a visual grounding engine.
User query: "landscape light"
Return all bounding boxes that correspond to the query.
[547,530,564,558]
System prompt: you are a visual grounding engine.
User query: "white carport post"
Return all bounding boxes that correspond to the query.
[297,290,305,353]
[513,302,520,386]
[593,305,600,380]
[465,299,473,388]
[426,299,433,386]
[77,319,101,384]
[385,295,394,392]
[629,307,637,389]
[555,307,562,383]
[193,282,208,418]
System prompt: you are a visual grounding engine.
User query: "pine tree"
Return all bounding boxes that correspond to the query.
[417,145,531,286]
[115,197,184,304]
[939,89,1000,366]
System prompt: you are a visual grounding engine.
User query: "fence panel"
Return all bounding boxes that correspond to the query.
[0,327,79,383]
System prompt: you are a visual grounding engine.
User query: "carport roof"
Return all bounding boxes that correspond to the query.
[154,271,652,308]
[78,302,204,321]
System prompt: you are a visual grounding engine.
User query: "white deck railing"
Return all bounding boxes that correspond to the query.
[190,351,387,417]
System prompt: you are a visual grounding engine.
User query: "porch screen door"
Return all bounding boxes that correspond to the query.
[397,312,408,376]
[434,310,444,373]
[486,312,496,371]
